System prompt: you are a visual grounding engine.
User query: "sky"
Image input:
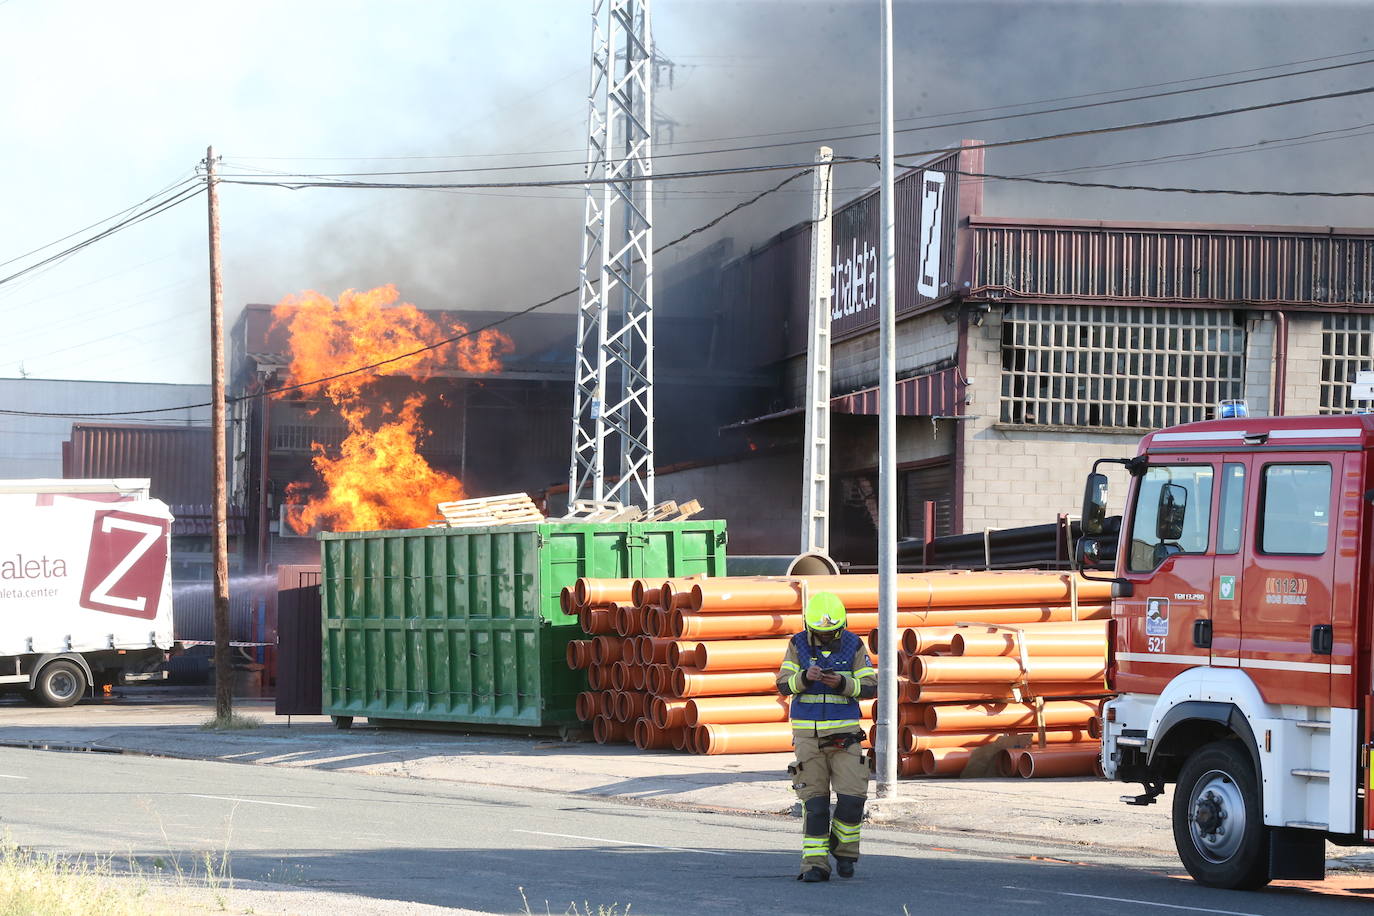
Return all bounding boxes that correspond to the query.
[2,0,1372,390]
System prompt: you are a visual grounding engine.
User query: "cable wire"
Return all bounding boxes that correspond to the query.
[0,171,809,419]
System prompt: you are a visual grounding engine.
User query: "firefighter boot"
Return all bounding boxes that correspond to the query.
[800,867,830,883]
[835,857,856,878]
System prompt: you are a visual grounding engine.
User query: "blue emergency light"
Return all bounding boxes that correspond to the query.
[1218,399,1249,419]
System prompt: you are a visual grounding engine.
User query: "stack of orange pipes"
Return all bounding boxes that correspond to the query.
[565,570,1113,769]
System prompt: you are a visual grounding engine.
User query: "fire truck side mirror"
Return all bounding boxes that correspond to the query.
[1156,483,1188,541]
[1076,536,1103,569]
[1082,473,1109,537]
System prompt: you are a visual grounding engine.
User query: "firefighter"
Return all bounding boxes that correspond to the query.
[776,591,877,882]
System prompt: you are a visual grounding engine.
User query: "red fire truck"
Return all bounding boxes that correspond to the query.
[1087,414,1372,889]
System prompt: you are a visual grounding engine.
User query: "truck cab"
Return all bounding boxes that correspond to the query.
[1088,414,1372,889]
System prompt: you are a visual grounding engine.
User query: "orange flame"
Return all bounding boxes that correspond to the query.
[271,285,513,532]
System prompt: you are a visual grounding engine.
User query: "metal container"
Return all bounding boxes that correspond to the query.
[319,519,727,728]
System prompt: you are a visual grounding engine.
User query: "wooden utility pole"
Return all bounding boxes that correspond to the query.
[206,146,232,721]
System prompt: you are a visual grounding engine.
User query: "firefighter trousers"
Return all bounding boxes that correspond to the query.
[788,733,869,874]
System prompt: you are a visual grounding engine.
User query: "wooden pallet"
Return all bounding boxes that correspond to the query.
[436,493,545,528]
[560,497,703,523]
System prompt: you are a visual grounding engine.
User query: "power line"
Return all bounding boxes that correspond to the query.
[1017,121,1374,178]
[0,184,206,291]
[893,83,1374,164]
[225,44,1374,166]
[0,171,810,421]
[217,54,1374,180]
[0,173,198,273]
[957,169,1374,197]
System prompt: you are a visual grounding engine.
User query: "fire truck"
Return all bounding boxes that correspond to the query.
[1087,414,1373,888]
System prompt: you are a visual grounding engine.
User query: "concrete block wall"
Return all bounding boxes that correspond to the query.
[1243,312,1275,417]
[1282,313,1324,416]
[654,451,802,556]
[960,310,1139,533]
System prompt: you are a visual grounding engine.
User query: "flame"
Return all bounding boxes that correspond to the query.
[272,285,512,532]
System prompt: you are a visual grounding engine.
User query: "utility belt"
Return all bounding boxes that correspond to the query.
[817,732,863,751]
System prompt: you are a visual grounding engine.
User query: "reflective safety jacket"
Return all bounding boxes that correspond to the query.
[775,629,878,737]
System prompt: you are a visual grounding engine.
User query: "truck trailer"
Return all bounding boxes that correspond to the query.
[1087,415,1372,888]
[0,479,174,706]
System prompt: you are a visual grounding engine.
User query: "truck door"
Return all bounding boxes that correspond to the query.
[1116,459,1217,697]
[1237,457,1336,708]
[1209,459,1250,669]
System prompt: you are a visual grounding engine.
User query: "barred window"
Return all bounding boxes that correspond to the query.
[1319,314,1374,413]
[1000,305,1245,429]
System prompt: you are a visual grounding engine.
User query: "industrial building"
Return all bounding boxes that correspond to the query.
[654,142,1374,566]
[0,378,209,477]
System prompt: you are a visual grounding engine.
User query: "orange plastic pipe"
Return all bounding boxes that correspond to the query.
[951,628,1107,658]
[693,638,794,672]
[633,718,684,750]
[900,626,962,656]
[1016,744,1101,778]
[920,747,972,776]
[1089,716,1102,740]
[658,577,705,613]
[694,722,796,755]
[576,577,638,608]
[565,640,587,670]
[587,665,607,690]
[633,582,662,612]
[651,697,692,729]
[910,656,1106,686]
[901,619,1109,656]
[908,682,1110,703]
[672,606,1106,640]
[629,664,648,691]
[560,587,577,617]
[663,641,702,668]
[689,573,1112,613]
[597,690,615,718]
[575,691,596,721]
[685,695,790,726]
[579,607,616,636]
[591,636,625,666]
[592,715,631,744]
[924,699,1100,732]
[672,668,780,698]
[672,726,691,751]
[614,691,645,723]
[896,754,924,778]
[901,726,1094,753]
[610,661,630,691]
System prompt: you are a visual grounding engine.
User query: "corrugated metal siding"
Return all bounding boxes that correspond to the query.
[973,220,1374,305]
[831,367,963,417]
[65,424,212,505]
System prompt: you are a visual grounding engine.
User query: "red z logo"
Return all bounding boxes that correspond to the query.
[79,510,169,619]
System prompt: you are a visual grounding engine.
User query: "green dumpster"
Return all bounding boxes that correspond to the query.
[319,519,727,728]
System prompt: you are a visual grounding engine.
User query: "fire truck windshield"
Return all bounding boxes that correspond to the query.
[1127,465,1214,572]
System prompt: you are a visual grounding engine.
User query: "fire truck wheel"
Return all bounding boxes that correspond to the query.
[34,660,87,708]
[1172,740,1270,889]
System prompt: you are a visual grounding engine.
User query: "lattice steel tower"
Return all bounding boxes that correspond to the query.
[569,0,656,508]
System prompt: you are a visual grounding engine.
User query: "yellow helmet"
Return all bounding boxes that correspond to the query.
[804,592,847,633]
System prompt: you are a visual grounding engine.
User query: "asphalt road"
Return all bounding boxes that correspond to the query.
[0,745,1366,915]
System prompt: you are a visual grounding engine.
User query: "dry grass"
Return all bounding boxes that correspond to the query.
[0,840,162,916]
[200,712,262,731]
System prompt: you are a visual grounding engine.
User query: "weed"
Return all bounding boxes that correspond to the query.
[200,713,262,731]
[519,886,630,916]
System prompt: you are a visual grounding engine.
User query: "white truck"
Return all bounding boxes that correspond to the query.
[0,479,174,707]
